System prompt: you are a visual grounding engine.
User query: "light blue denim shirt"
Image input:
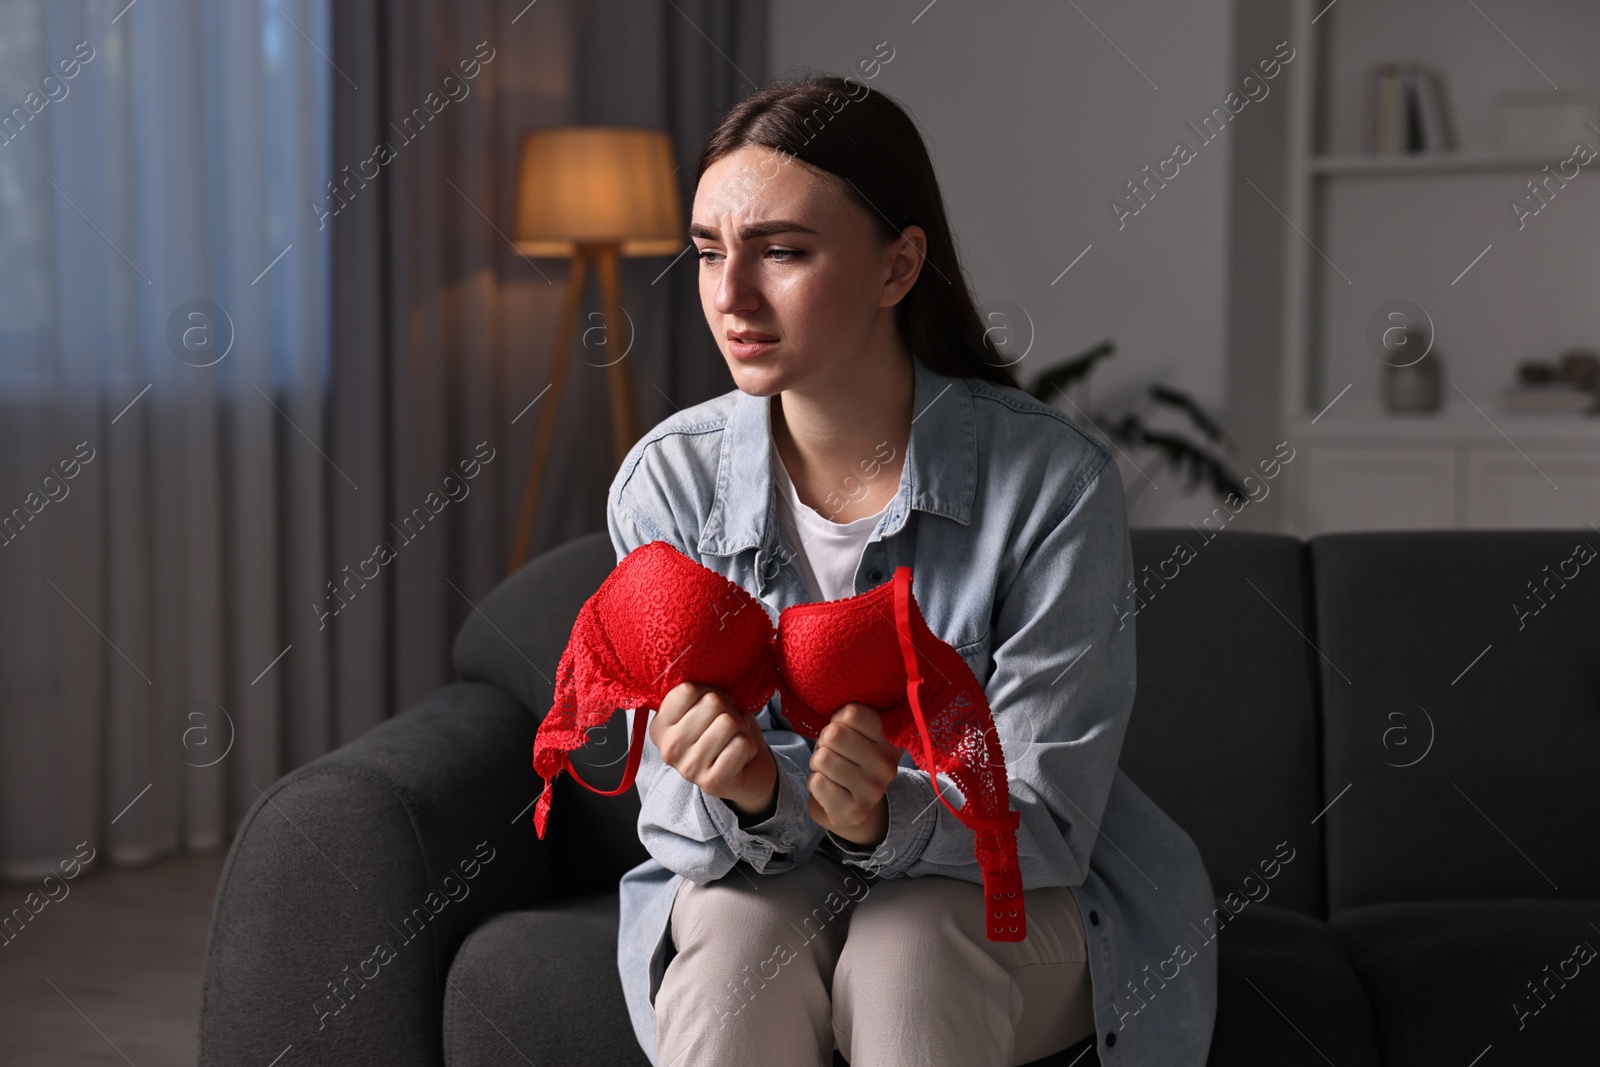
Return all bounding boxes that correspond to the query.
[608,356,1217,1065]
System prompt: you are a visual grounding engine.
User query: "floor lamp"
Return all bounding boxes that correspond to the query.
[507,127,684,574]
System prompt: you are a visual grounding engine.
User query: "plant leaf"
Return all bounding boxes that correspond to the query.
[1025,339,1116,402]
[1113,416,1249,499]
[1147,384,1230,447]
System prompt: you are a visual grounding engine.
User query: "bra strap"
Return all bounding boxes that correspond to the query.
[890,567,1019,832]
[892,566,1026,942]
[560,705,650,797]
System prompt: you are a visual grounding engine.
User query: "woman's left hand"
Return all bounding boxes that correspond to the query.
[807,703,904,848]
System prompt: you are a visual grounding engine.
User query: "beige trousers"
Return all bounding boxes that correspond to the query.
[654,849,1095,1067]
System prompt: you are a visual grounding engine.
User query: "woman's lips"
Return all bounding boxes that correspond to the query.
[729,339,779,360]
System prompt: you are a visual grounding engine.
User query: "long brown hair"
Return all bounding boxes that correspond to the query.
[696,72,1022,391]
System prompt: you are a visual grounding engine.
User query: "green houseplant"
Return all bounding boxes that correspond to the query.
[1024,339,1248,503]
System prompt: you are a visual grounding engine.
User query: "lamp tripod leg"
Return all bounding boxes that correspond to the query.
[508,250,590,574]
[595,244,642,467]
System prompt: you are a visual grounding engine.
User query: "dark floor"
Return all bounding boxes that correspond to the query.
[0,849,227,1066]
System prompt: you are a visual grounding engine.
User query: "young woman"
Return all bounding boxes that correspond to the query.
[608,73,1216,1067]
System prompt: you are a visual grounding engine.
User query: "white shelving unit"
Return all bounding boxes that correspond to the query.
[1275,0,1600,534]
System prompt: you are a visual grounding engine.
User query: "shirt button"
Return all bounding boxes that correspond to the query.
[1089,910,1100,926]
[1105,1032,1117,1048]
[867,568,883,582]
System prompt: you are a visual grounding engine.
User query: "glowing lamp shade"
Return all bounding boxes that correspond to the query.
[513,127,683,257]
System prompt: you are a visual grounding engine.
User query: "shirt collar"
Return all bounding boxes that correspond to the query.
[698,355,977,559]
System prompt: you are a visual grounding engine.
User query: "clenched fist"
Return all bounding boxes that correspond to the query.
[650,682,778,821]
[808,703,904,848]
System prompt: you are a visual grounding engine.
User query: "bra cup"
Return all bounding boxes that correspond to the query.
[602,541,776,717]
[530,541,785,836]
[775,581,981,782]
[773,594,909,719]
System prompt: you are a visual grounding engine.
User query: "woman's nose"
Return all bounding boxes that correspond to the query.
[713,254,761,314]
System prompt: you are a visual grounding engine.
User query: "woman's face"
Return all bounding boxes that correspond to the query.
[690,145,924,398]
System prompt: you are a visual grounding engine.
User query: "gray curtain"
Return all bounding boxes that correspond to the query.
[0,0,765,882]
[326,0,770,736]
[0,0,334,882]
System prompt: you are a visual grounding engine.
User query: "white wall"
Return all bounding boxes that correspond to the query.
[770,0,1242,523]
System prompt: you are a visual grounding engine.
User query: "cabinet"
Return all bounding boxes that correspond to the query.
[1466,448,1600,529]
[1290,418,1600,533]
[1297,444,1457,531]
[1274,0,1600,534]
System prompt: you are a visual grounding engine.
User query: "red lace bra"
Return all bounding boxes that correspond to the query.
[530,540,1026,941]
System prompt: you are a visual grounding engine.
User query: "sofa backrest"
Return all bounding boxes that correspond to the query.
[1122,529,1328,916]
[453,532,650,899]
[1310,531,1600,912]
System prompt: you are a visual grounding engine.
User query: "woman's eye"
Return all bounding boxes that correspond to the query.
[696,248,802,264]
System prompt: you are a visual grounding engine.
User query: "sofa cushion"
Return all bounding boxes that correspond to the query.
[1208,904,1381,1066]
[1124,530,1326,917]
[1310,532,1600,910]
[1332,899,1600,1065]
[444,893,651,1067]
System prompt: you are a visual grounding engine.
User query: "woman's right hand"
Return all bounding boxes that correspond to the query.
[651,682,777,818]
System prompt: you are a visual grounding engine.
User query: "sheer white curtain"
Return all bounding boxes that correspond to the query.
[0,0,332,879]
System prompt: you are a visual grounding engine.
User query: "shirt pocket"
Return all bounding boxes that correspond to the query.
[953,630,992,688]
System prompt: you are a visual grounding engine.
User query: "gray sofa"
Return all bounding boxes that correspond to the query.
[198,528,1600,1066]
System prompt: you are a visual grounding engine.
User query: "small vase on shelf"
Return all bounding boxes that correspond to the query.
[1381,329,1442,414]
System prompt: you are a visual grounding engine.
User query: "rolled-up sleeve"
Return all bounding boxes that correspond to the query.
[826,454,1136,889]
[607,474,827,885]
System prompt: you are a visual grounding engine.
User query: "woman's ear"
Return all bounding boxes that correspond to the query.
[882,224,927,307]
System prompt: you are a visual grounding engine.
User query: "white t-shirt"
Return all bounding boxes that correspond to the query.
[771,447,888,603]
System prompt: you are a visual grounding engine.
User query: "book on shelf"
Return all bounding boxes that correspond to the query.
[1501,384,1600,414]
[1364,62,1453,154]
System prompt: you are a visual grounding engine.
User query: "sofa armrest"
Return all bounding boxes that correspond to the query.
[198,681,546,1067]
